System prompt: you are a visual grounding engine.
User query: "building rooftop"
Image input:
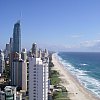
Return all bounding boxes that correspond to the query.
[5,86,16,91]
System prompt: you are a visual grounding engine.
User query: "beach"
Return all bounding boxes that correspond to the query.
[52,54,100,100]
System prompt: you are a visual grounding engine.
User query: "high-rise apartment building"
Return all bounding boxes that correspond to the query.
[21,48,27,61]
[29,57,49,100]
[42,49,48,58]
[32,43,38,57]
[11,59,27,91]
[4,43,10,58]
[38,49,42,58]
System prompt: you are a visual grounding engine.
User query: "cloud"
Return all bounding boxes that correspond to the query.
[80,40,100,48]
[80,41,95,47]
[62,39,100,52]
[71,35,81,38]
[70,33,83,38]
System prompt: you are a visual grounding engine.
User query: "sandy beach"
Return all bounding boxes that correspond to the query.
[52,54,100,100]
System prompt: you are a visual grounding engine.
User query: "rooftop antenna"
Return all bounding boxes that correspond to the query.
[20,11,22,21]
[17,12,22,23]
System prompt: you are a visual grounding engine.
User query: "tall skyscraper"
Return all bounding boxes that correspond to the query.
[9,38,13,85]
[0,50,5,74]
[6,43,10,54]
[4,43,10,58]
[11,21,22,87]
[10,37,13,53]
[32,43,38,57]
[13,21,21,53]
[29,57,49,100]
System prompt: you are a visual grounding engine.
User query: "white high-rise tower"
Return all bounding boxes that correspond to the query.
[29,57,48,100]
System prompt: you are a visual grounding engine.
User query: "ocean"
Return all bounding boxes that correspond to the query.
[56,52,100,98]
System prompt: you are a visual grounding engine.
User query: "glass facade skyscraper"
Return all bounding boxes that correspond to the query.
[13,21,21,53]
[11,21,21,86]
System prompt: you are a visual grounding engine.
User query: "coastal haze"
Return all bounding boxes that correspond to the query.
[0,0,100,100]
[0,0,100,52]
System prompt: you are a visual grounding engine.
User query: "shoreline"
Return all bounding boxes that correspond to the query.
[52,53,100,100]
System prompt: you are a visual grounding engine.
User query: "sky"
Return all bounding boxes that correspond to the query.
[0,0,100,52]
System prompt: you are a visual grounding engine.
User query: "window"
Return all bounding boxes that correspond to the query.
[34,74,36,76]
[34,68,36,70]
[34,77,36,79]
[34,87,36,88]
[34,65,36,67]
[34,83,36,85]
[34,71,36,73]
[34,80,36,82]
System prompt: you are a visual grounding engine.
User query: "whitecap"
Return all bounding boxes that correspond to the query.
[80,63,88,66]
[55,53,100,98]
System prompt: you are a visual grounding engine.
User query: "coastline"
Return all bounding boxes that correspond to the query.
[52,53,100,100]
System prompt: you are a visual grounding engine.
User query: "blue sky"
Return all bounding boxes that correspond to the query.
[0,0,100,51]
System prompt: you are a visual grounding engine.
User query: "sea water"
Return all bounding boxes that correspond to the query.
[55,52,100,98]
